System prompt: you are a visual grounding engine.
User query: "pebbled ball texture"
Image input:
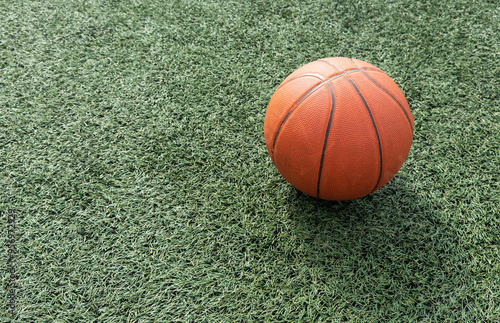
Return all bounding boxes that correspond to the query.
[264,57,414,201]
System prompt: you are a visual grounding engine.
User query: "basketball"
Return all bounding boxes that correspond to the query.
[264,57,414,201]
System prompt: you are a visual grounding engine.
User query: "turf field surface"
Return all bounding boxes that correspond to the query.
[1,0,499,321]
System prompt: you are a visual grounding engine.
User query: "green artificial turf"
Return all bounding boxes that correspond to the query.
[1,0,499,321]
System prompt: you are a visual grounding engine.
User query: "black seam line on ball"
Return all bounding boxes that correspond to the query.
[349,57,412,132]
[360,71,414,132]
[346,75,383,193]
[349,58,361,68]
[317,59,344,72]
[317,82,336,199]
[271,67,379,155]
[276,73,327,91]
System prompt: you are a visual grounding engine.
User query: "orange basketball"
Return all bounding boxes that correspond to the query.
[264,57,414,201]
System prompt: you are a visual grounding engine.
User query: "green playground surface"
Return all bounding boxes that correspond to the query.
[1,0,498,321]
